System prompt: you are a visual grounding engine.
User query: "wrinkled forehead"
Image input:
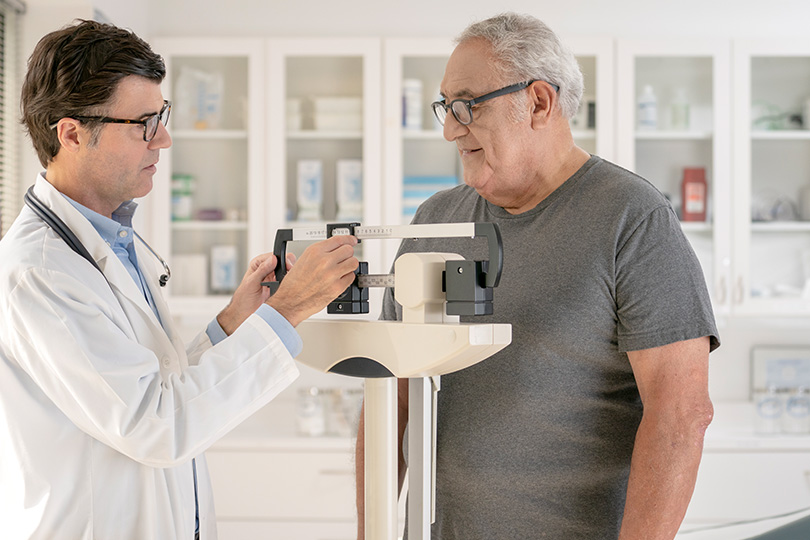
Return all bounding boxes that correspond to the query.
[439,38,501,100]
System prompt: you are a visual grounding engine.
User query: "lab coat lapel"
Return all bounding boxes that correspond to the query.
[32,176,178,359]
[135,240,189,366]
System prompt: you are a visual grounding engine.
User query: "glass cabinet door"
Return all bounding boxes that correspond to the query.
[150,38,265,313]
[617,39,732,314]
[266,39,383,312]
[734,40,810,315]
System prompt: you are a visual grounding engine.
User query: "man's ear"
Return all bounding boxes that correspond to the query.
[529,81,557,129]
[54,118,85,154]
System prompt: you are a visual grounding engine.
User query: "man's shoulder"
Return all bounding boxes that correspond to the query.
[581,156,671,211]
[413,183,479,223]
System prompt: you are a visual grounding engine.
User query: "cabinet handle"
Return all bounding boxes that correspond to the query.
[716,276,726,305]
[733,276,745,305]
[318,468,353,476]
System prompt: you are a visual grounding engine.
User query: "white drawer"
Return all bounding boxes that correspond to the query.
[217,520,356,540]
[206,449,356,520]
[685,451,810,522]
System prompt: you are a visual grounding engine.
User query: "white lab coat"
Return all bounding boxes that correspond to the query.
[0,176,299,539]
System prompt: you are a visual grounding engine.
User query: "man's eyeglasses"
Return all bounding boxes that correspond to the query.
[50,100,172,142]
[431,80,559,126]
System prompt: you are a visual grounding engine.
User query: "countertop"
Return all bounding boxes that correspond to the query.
[703,401,810,451]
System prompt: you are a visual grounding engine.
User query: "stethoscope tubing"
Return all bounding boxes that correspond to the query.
[23,186,170,286]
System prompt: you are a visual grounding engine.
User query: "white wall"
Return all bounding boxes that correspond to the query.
[17,0,810,402]
[144,0,809,41]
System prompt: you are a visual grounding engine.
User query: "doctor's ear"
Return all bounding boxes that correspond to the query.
[53,118,86,153]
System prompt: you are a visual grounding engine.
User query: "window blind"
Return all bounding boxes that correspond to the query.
[0,1,22,238]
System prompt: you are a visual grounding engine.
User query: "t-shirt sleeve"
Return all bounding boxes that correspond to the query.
[614,205,720,353]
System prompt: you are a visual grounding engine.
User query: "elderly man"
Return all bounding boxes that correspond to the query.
[356,12,719,540]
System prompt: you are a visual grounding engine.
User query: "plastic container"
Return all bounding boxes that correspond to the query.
[336,159,363,221]
[637,84,658,131]
[210,245,238,293]
[783,387,810,434]
[402,78,424,130]
[670,88,690,130]
[681,167,707,222]
[170,174,195,221]
[296,387,326,437]
[297,160,323,221]
[754,386,783,435]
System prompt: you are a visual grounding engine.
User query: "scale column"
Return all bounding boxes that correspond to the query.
[364,377,398,540]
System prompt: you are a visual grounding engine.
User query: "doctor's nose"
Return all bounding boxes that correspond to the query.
[148,121,172,150]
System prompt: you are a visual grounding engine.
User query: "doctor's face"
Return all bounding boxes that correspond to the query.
[77,75,172,215]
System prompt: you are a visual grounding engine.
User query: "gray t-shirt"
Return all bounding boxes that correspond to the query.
[385,155,719,540]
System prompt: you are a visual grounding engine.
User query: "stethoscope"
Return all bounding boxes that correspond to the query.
[24,186,171,287]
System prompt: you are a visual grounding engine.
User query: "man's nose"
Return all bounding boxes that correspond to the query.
[443,110,468,141]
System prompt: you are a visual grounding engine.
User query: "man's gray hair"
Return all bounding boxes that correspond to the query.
[455,12,584,120]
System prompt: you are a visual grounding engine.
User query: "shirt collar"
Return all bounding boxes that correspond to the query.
[60,191,139,248]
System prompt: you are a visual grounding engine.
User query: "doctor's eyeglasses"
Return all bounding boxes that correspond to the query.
[51,100,172,142]
[431,80,559,126]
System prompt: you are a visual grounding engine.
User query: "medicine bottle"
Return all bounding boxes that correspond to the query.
[681,168,707,222]
[637,85,658,131]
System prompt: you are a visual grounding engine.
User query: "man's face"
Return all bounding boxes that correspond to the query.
[77,75,171,216]
[439,39,538,210]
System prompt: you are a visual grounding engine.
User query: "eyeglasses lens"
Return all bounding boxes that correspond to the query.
[451,101,472,125]
[432,102,448,126]
[145,104,171,142]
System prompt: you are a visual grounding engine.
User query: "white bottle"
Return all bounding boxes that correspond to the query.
[402,78,423,131]
[637,84,658,131]
[670,88,690,131]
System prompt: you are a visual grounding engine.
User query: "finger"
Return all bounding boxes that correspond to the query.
[320,234,358,252]
[250,252,275,273]
[249,254,278,284]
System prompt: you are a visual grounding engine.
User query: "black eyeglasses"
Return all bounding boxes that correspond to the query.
[431,80,559,126]
[51,100,172,142]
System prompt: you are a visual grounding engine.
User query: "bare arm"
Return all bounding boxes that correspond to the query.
[355,377,409,540]
[618,337,713,540]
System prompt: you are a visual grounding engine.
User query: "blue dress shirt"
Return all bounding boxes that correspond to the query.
[62,193,302,356]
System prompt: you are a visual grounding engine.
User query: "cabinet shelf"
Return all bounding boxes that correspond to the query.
[287,130,363,140]
[402,129,445,140]
[171,220,249,231]
[635,130,713,140]
[172,129,249,140]
[751,130,810,140]
[572,129,597,140]
[751,221,810,232]
[681,222,713,233]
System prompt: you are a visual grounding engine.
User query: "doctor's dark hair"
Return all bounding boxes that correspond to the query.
[455,12,583,120]
[20,19,166,167]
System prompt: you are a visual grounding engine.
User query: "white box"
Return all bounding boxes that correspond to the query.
[312,96,362,114]
[210,245,238,293]
[297,159,323,221]
[171,254,207,296]
[336,159,362,221]
[313,112,362,131]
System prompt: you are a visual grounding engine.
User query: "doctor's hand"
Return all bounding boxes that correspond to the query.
[266,235,359,327]
[216,251,294,335]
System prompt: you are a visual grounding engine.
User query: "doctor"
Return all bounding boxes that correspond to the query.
[0,19,358,540]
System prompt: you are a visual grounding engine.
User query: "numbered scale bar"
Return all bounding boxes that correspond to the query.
[288,223,479,242]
